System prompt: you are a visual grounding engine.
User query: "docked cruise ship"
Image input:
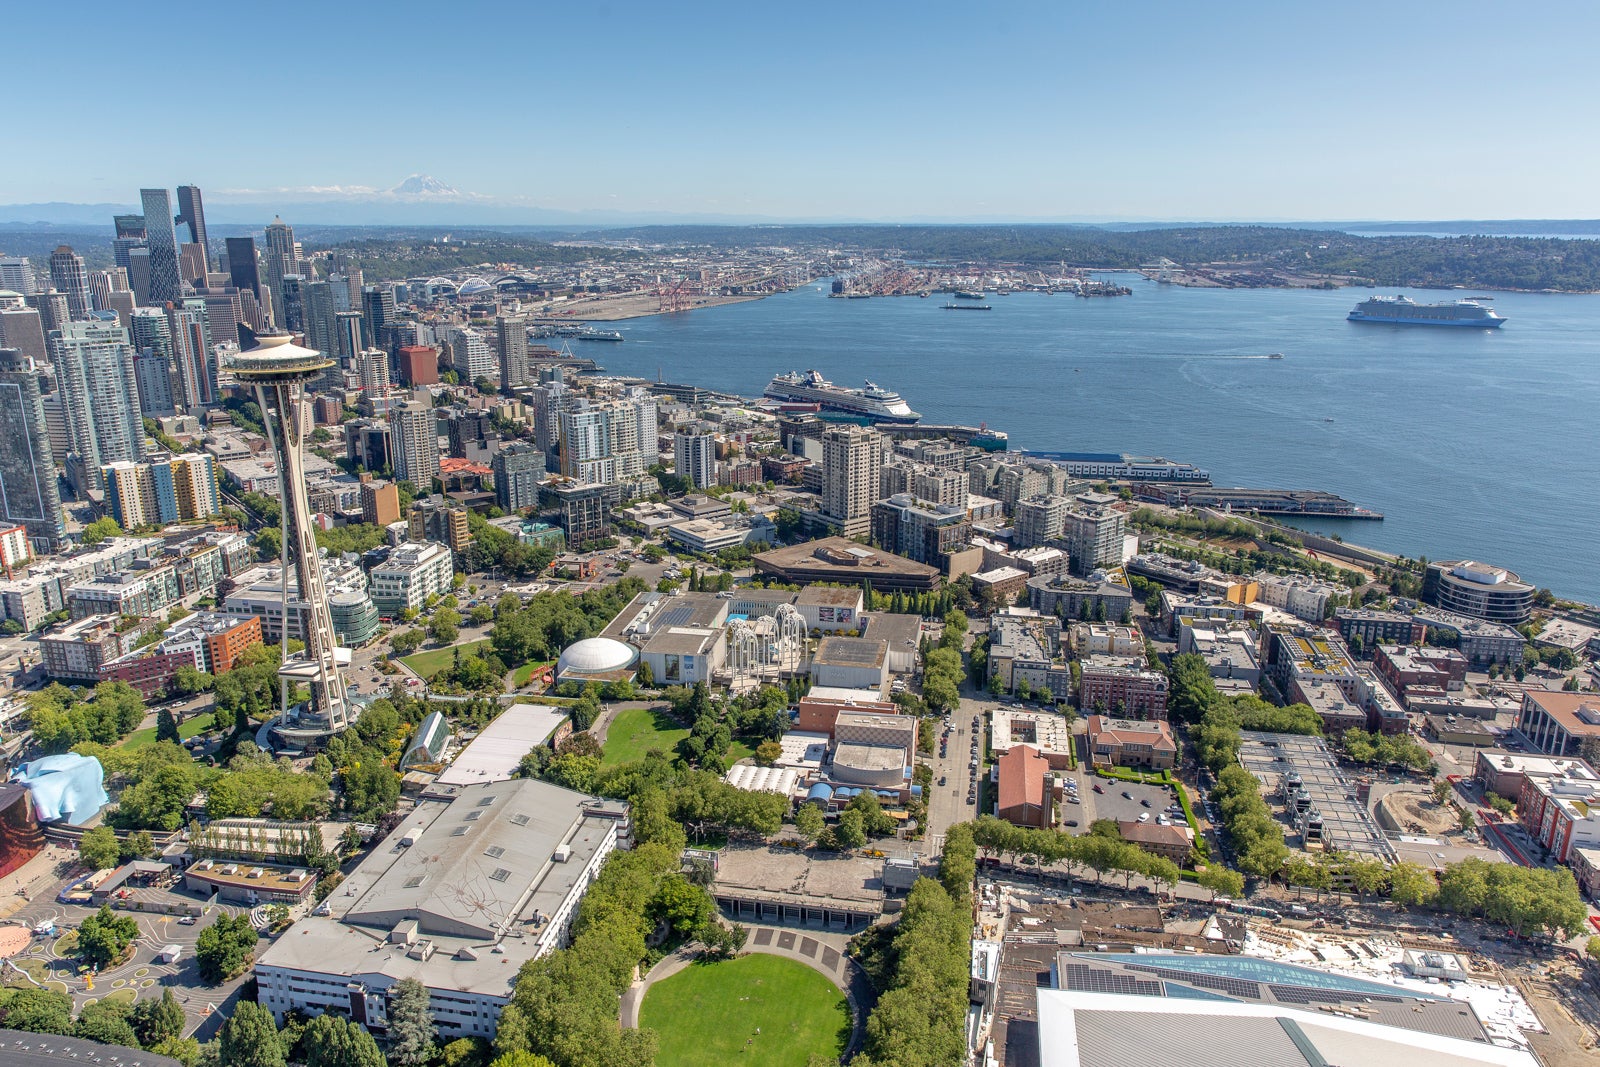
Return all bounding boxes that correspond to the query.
[1347,295,1507,327]
[764,370,921,423]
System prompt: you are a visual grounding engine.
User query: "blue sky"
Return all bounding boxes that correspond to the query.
[6,1,1596,220]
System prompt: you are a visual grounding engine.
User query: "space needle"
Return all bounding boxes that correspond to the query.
[229,332,352,743]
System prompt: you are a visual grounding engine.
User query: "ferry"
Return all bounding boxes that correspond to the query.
[1347,295,1506,327]
[574,328,624,342]
[764,370,921,423]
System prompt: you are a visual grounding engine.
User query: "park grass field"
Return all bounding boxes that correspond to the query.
[120,712,215,749]
[601,705,689,767]
[639,954,850,1067]
[400,639,491,680]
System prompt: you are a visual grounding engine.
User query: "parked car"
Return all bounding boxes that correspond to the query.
[1121,791,1132,799]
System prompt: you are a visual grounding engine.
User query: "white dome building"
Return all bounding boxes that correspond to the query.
[556,637,638,684]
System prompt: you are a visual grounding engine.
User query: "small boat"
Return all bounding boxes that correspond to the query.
[942,302,991,310]
[1268,352,1284,360]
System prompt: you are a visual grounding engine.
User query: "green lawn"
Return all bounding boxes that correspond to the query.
[400,639,492,680]
[602,705,689,767]
[120,712,216,749]
[640,954,850,1067]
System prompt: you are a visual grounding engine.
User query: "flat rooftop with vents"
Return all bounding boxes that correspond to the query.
[256,778,628,1039]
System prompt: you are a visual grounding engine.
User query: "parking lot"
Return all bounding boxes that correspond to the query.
[1066,770,1178,829]
[0,862,257,1036]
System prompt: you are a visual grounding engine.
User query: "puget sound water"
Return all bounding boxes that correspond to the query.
[587,275,1600,603]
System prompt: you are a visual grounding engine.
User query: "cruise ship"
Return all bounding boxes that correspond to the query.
[1347,295,1507,327]
[764,370,921,423]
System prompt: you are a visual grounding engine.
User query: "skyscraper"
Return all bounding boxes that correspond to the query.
[263,217,297,326]
[361,286,395,348]
[48,247,91,320]
[492,441,545,512]
[496,315,528,388]
[51,320,145,492]
[225,236,261,297]
[0,257,38,296]
[167,301,217,409]
[279,275,306,333]
[30,292,70,336]
[175,185,210,265]
[305,280,337,358]
[0,348,66,550]
[556,391,658,485]
[674,432,717,489]
[112,216,147,276]
[822,424,883,538]
[133,350,177,417]
[138,188,184,306]
[334,311,364,362]
[391,399,440,488]
[0,309,47,362]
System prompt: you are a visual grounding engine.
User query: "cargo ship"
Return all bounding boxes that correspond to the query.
[764,370,921,423]
[1347,295,1506,327]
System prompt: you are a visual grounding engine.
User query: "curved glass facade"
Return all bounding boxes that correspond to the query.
[329,591,379,647]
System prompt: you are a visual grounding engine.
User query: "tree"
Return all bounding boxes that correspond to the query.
[156,708,180,744]
[0,987,75,1034]
[1387,861,1439,907]
[1430,779,1452,806]
[196,913,258,983]
[77,905,139,969]
[387,978,435,1067]
[429,607,461,645]
[1587,936,1600,962]
[650,874,715,937]
[389,628,425,656]
[129,989,186,1047]
[303,1014,385,1067]
[793,803,825,842]
[75,999,141,1049]
[1196,866,1245,900]
[172,665,213,696]
[82,516,123,545]
[754,740,782,766]
[488,1054,557,1067]
[78,825,121,870]
[834,808,868,850]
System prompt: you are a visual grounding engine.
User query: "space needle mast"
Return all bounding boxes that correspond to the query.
[228,333,352,743]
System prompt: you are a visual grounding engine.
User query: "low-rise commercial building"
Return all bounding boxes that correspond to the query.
[256,779,628,1040]
[811,636,889,691]
[754,537,941,593]
[371,541,455,618]
[1514,691,1600,758]
[1177,620,1261,685]
[1474,750,1597,800]
[1297,680,1369,737]
[795,586,864,634]
[183,859,318,904]
[1086,716,1177,770]
[795,688,898,736]
[991,707,1077,769]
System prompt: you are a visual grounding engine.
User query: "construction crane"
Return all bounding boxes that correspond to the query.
[656,276,688,313]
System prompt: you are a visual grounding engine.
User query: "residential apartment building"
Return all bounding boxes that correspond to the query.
[492,443,544,512]
[1080,657,1170,719]
[870,494,970,566]
[673,432,716,489]
[101,454,221,529]
[391,399,440,488]
[820,424,883,539]
[1254,573,1341,623]
[1333,607,1427,649]
[1059,505,1126,577]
